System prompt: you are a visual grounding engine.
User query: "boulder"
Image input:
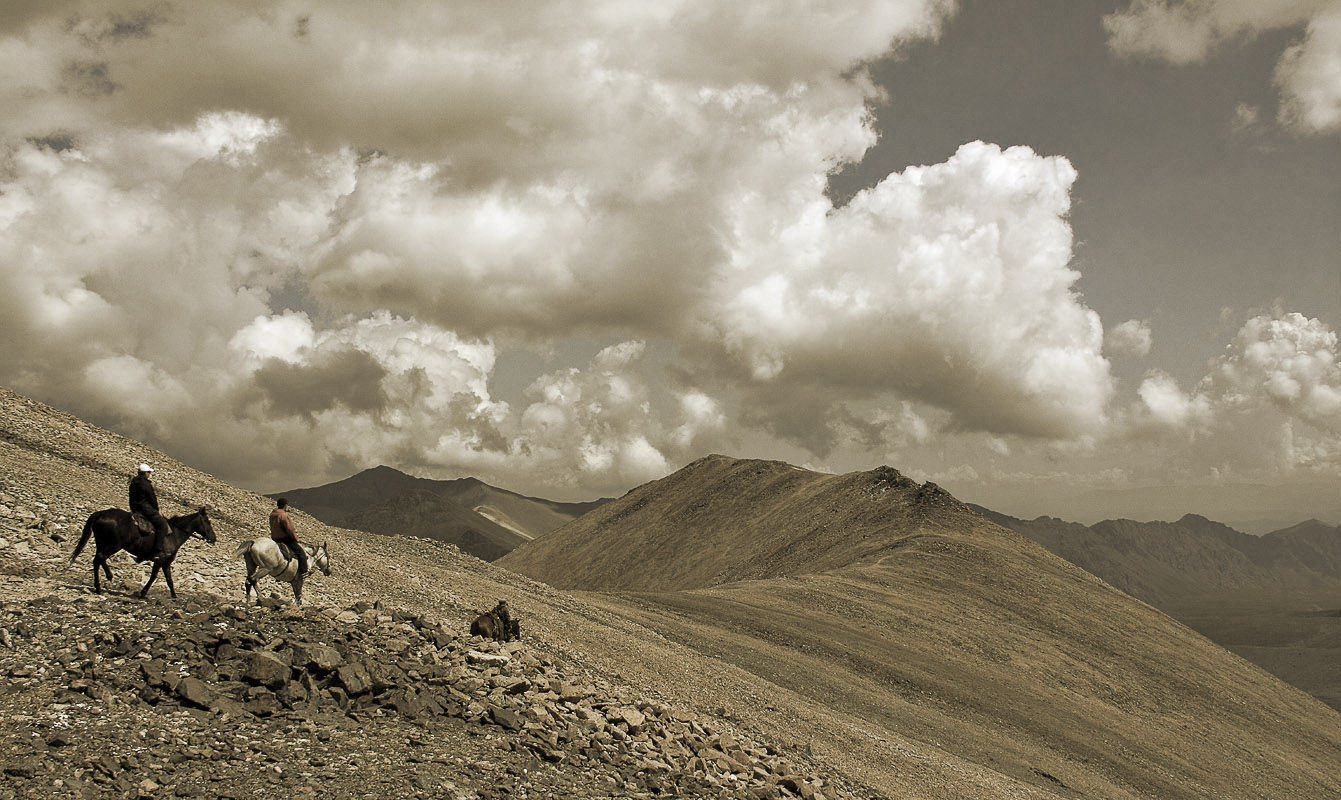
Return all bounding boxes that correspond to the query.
[290,642,344,672]
[175,677,218,710]
[244,651,291,689]
[336,662,373,696]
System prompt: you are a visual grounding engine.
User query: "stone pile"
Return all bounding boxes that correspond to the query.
[0,591,836,800]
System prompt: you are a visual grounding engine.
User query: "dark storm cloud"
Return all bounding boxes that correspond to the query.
[252,348,389,420]
[62,60,117,96]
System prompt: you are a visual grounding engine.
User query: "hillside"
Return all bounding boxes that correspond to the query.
[979,507,1341,710]
[498,457,959,591]
[501,454,1341,798]
[274,466,606,561]
[3,390,1341,798]
[0,387,872,799]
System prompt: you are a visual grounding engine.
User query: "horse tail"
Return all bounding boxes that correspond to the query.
[231,541,252,560]
[71,514,96,562]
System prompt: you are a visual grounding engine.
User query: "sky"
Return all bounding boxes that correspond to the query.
[1,0,1338,531]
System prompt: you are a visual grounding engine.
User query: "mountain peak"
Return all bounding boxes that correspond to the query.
[363,464,409,477]
[500,455,989,591]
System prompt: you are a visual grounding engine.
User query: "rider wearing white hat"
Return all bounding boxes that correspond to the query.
[129,463,171,557]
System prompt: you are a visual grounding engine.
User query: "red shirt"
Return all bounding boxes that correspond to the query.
[269,507,297,540]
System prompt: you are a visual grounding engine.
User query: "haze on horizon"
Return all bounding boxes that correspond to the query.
[1,1,1338,529]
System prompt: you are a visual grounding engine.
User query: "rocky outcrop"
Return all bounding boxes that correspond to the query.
[0,591,835,800]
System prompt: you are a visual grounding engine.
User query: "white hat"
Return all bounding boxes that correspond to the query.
[138,463,153,473]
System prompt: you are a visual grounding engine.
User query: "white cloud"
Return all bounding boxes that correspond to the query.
[1117,311,1341,477]
[1136,371,1213,429]
[1104,0,1330,64]
[230,311,316,365]
[1109,319,1154,358]
[1213,311,1341,427]
[1106,0,1341,135]
[1275,5,1341,133]
[715,141,1111,441]
[6,0,1265,501]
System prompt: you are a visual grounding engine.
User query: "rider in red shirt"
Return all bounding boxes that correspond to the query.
[268,498,310,577]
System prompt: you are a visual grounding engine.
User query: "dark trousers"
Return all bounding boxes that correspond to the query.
[274,537,309,573]
[133,509,173,558]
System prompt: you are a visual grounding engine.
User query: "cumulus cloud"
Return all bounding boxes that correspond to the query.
[1123,311,1341,476]
[716,141,1111,441]
[1212,311,1341,427]
[1135,371,1212,430]
[1108,319,1154,358]
[1105,0,1341,135]
[1275,5,1341,133]
[0,0,1149,498]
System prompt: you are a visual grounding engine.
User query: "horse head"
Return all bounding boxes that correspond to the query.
[313,542,332,576]
[194,506,218,544]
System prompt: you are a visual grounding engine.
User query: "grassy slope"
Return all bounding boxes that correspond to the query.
[979,508,1341,711]
[502,455,1341,799]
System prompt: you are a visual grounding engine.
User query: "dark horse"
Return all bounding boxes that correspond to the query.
[470,599,520,642]
[70,507,216,598]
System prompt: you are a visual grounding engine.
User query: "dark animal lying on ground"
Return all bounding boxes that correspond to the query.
[471,599,520,642]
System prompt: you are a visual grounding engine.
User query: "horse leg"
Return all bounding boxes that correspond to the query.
[244,554,262,605]
[292,575,304,605]
[244,567,259,605]
[162,563,176,599]
[140,564,160,597]
[91,553,105,594]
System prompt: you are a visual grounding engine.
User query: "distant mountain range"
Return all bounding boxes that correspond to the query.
[974,508,1341,604]
[281,459,1341,711]
[271,465,609,561]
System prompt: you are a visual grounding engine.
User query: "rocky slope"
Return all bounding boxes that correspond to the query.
[0,388,855,800]
[0,590,822,799]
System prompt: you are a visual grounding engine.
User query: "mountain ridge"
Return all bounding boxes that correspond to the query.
[499,454,982,591]
[499,454,1341,797]
[979,505,1341,710]
[272,465,608,560]
[976,505,1341,602]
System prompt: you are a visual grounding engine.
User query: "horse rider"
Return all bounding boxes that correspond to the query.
[129,463,172,558]
[269,498,310,577]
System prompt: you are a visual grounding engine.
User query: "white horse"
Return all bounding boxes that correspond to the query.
[232,538,330,605]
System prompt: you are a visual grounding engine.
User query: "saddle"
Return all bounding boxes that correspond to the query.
[131,512,155,536]
[275,539,299,562]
